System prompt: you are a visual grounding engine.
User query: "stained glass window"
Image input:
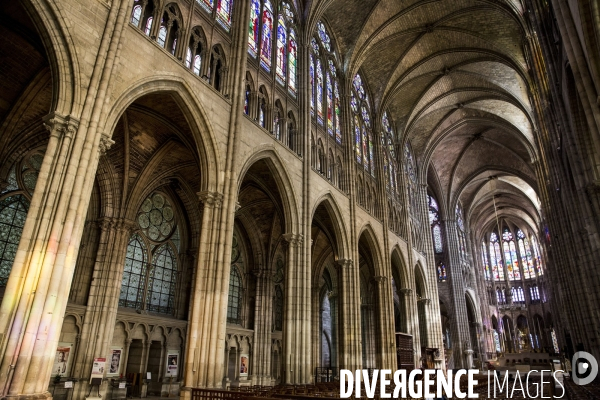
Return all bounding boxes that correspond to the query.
[316,59,323,124]
[493,330,501,352]
[502,228,520,280]
[404,143,416,183]
[198,0,214,13]
[228,233,244,324]
[147,244,177,313]
[362,127,368,171]
[119,192,179,315]
[157,26,167,47]
[437,263,447,282]
[496,288,505,304]
[119,235,147,309]
[0,195,29,287]
[275,14,286,84]
[326,73,333,135]
[145,17,153,35]
[216,0,233,31]
[353,74,365,99]
[512,287,525,303]
[310,54,315,114]
[288,29,297,95]
[428,195,443,253]
[260,0,274,70]
[248,0,260,57]
[517,230,535,279]
[482,241,491,280]
[354,116,361,163]
[368,133,374,177]
[334,81,341,143]
[490,233,504,281]
[531,236,543,276]
[131,5,142,26]
[317,21,331,51]
[530,285,540,301]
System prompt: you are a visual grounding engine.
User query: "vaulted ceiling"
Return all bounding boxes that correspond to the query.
[306,0,542,238]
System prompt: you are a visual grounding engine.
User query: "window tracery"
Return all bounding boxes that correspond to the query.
[517,229,535,279]
[228,233,244,324]
[0,149,43,287]
[351,73,375,177]
[119,192,180,315]
[502,228,521,281]
[428,195,443,254]
[489,232,504,281]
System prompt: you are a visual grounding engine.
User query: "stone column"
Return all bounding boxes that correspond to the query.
[443,219,472,368]
[181,191,223,394]
[71,217,135,398]
[335,259,361,371]
[250,268,273,386]
[373,275,395,370]
[282,233,306,384]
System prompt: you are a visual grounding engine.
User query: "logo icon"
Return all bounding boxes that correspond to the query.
[572,351,598,385]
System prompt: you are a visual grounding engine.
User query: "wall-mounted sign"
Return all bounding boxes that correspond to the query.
[108,348,122,376]
[165,351,179,377]
[240,354,249,377]
[53,343,73,377]
[90,357,106,383]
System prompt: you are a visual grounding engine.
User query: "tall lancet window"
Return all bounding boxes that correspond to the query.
[502,228,520,281]
[428,195,443,254]
[517,229,535,279]
[228,233,244,324]
[119,192,180,315]
[489,232,504,281]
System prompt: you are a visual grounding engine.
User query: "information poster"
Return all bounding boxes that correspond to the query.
[165,351,179,377]
[240,354,249,377]
[52,343,73,376]
[108,348,122,376]
[90,357,106,383]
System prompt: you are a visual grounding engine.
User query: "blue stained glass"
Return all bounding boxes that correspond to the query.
[310,54,315,114]
[361,105,370,127]
[288,29,297,95]
[353,74,365,99]
[198,0,214,13]
[316,58,323,124]
[355,116,361,163]
[329,59,336,76]
[311,38,319,54]
[317,21,331,51]
[334,81,341,143]
[350,94,358,113]
[327,73,334,135]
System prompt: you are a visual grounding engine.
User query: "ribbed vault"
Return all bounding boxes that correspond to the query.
[306,0,542,235]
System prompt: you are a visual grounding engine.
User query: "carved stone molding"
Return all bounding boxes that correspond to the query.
[335,259,353,270]
[198,191,224,208]
[399,288,413,297]
[417,298,431,306]
[99,133,115,155]
[43,112,79,140]
[282,233,303,247]
[373,275,388,285]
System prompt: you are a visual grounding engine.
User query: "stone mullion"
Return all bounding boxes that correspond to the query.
[310,284,321,374]
[443,219,471,368]
[251,269,273,386]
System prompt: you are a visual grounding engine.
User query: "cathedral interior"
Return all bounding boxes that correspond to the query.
[0,0,599,398]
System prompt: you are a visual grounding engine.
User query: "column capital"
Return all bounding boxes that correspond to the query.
[399,288,413,297]
[282,233,303,246]
[43,112,79,140]
[417,298,431,306]
[197,191,224,208]
[328,289,338,299]
[335,259,353,269]
[99,133,115,155]
[373,275,388,284]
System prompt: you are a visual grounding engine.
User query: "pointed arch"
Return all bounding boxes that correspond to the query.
[237,146,301,232]
[357,224,384,277]
[102,77,222,193]
[311,193,350,260]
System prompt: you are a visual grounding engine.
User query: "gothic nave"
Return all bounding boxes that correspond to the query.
[0,0,599,398]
